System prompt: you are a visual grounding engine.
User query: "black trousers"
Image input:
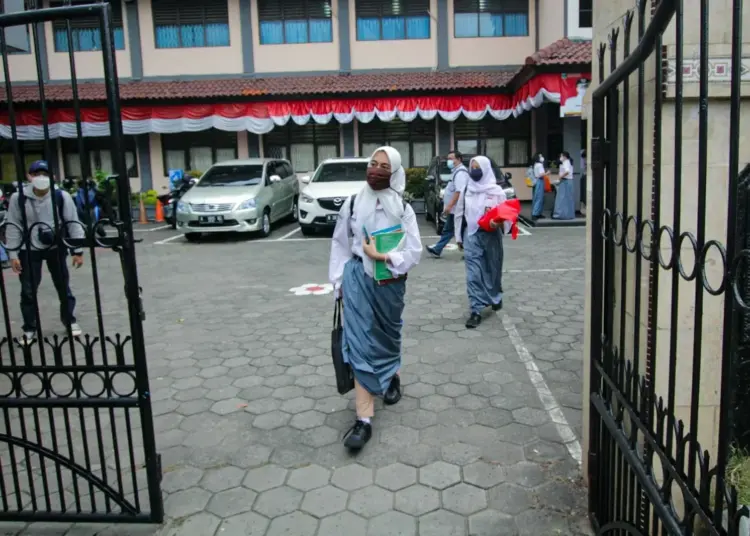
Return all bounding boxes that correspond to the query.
[19,249,76,332]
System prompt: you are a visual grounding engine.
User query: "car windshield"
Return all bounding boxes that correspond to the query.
[312,162,368,182]
[196,165,264,187]
[437,158,507,185]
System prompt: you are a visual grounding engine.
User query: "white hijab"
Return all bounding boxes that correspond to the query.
[353,146,406,229]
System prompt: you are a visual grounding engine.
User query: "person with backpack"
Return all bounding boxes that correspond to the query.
[329,146,423,451]
[5,160,85,343]
[426,150,469,258]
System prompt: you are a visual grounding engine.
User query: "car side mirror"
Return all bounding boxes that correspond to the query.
[301,175,311,184]
[270,175,282,183]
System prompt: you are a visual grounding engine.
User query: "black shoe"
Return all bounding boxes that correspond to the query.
[465,313,482,329]
[384,375,402,406]
[343,420,372,450]
[426,246,440,258]
[491,301,503,312]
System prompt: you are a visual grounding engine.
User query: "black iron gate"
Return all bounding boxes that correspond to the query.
[0,2,162,523]
[588,0,750,534]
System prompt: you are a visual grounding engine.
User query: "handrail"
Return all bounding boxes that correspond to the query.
[0,4,105,28]
[593,0,676,99]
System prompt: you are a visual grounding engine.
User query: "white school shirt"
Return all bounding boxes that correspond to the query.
[533,162,545,179]
[329,197,423,292]
[454,189,511,242]
[559,159,574,180]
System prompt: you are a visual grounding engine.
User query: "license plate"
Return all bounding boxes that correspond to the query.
[199,215,224,224]
[327,214,338,222]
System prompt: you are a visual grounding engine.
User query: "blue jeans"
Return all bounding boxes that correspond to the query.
[0,246,8,263]
[532,180,545,217]
[433,213,455,255]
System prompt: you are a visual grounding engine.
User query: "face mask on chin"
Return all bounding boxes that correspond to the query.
[366,167,391,191]
[31,175,50,191]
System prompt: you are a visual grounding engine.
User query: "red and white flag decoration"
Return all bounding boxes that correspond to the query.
[0,74,589,140]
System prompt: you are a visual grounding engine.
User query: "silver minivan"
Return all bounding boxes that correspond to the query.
[176,158,298,241]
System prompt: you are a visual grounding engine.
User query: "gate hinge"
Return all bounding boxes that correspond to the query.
[591,137,611,169]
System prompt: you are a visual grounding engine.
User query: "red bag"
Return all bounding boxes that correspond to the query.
[478,199,522,239]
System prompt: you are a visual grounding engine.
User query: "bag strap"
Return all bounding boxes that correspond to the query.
[333,298,343,328]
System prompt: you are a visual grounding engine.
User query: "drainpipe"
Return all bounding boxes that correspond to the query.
[535,0,540,51]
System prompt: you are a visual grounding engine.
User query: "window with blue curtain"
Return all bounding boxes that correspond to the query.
[258,0,333,45]
[50,0,126,52]
[152,0,230,49]
[454,0,529,38]
[355,0,430,41]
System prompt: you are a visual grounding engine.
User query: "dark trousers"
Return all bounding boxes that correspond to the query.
[20,250,76,332]
[433,214,455,255]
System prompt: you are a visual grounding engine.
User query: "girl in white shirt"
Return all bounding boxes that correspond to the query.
[328,146,423,450]
[552,151,575,220]
[531,153,546,220]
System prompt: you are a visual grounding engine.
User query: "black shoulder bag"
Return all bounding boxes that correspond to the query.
[331,297,354,395]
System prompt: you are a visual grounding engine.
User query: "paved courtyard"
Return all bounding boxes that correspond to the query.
[0,218,590,536]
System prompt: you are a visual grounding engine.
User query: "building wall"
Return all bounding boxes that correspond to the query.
[538,0,566,48]
[583,0,749,488]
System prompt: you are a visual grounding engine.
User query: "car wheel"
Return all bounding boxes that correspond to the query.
[300,225,315,236]
[259,210,272,238]
[184,233,201,242]
[290,197,299,222]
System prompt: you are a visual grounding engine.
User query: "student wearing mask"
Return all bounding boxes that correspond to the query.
[454,156,510,329]
[329,146,423,450]
[531,153,546,221]
[5,160,85,343]
[426,151,469,258]
[553,151,576,220]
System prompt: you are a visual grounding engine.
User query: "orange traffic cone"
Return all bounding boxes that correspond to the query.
[155,199,165,223]
[139,196,148,224]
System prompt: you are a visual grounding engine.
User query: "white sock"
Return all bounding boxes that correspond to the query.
[358,417,371,424]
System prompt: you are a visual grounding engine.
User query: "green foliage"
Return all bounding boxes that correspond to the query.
[405,167,428,199]
[141,189,159,206]
[188,169,203,179]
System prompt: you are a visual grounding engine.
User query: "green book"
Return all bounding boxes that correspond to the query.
[373,230,405,281]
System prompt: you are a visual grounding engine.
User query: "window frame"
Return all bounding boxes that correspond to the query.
[0,140,44,184]
[61,136,139,179]
[358,119,435,169]
[354,0,431,41]
[262,123,340,173]
[160,131,238,176]
[453,116,531,167]
[258,0,334,45]
[151,0,231,49]
[453,0,529,38]
[578,0,592,28]
[50,0,126,52]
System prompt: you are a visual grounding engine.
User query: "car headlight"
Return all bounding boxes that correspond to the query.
[176,201,189,213]
[301,194,315,204]
[237,198,257,210]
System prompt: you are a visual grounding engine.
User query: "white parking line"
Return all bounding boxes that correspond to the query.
[153,234,184,245]
[501,313,583,466]
[135,225,171,232]
[517,224,532,236]
[276,227,301,240]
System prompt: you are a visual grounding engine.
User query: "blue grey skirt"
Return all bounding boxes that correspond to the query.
[342,257,406,396]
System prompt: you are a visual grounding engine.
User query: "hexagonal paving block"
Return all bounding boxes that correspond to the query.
[478,352,505,364]
[418,509,467,536]
[534,481,583,512]
[287,464,331,491]
[200,466,246,493]
[394,484,440,516]
[320,511,368,536]
[524,440,569,463]
[436,383,469,397]
[348,485,394,518]
[442,482,487,515]
[455,394,488,411]
[400,409,438,430]
[205,385,240,401]
[253,485,303,518]
[300,485,348,517]
[289,410,327,430]
[162,512,221,536]
[380,425,420,448]
[375,463,417,491]
[440,442,481,466]
[162,465,203,493]
[332,464,373,491]
[487,483,535,515]
[504,462,545,489]
[164,488,211,518]
[468,509,516,536]
[367,511,417,536]
[280,396,315,413]
[266,511,318,536]
[496,423,537,445]
[406,382,436,398]
[399,443,441,468]
[470,382,504,398]
[511,407,550,427]
[514,508,571,536]
[216,511,269,536]
[419,394,454,412]
[462,461,507,489]
[253,410,292,430]
[243,464,288,492]
[418,461,461,490]
[206,487,257,518]
[480,441,526,466]
[300,425,339,447]
[210,398,248,415]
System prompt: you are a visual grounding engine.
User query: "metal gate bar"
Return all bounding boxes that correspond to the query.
[0,2,162,523]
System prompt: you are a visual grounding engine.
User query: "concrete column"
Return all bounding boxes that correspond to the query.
[239,0,254,74]
[437,117,452,156]
[248,134,261,158]
[124,0,143,79]
[337,0,351,71]
[436,0,449,70]
[342,122,355,156]
[137,134,152,190]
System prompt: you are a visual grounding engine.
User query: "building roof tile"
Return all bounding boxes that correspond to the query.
[525,38,592,66]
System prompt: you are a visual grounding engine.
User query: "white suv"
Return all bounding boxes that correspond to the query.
[298,158,369,236]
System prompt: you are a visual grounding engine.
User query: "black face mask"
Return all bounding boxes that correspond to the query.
[469,168,483,181]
